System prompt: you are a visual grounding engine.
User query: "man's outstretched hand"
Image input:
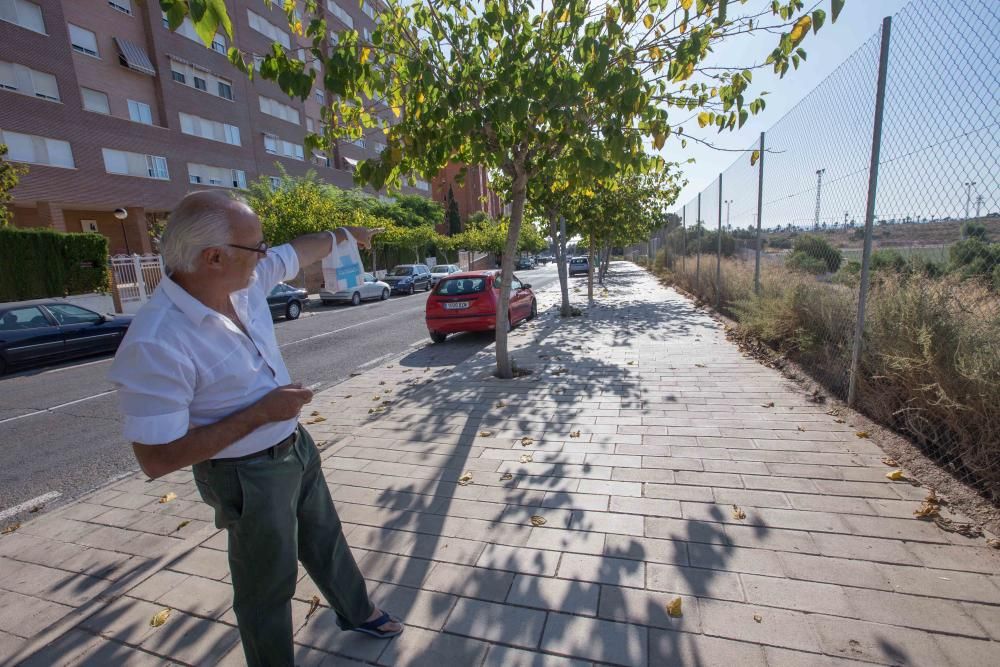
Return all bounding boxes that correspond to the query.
[338,226,384,250]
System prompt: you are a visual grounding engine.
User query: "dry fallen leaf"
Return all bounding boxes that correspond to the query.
[834,418,846,424]
[1,522,20,535]
[666,597,682,618]
[479,430,494,437]
[378,380,386,386]
[762,402,775,408]
[521,436,534,447]
[569,430,581,438]
[797,426,806,432]
[368,407,385,415]
[305,595,321,623]
[306,416,326,424]
[695,363,706,368]
[855,431,870,439]
[458,472,474,486]
[150,609,171,628]
[885,470,905,481]
[881,456,898,467]
[372,395,382,401]
[158,492,177,504]
[172,520,190,534]
[627,360,636,366]
[349,372,362,377]
[519,453,534,464]
[986,538,999,550]
[500,472,513,481]
[753,614,763,623]
[310,410,320,416]
[496,400,507,408]
[933,517,983,538]
[530,515,546,526]
[381,401,392,407]
[731,505,747,520]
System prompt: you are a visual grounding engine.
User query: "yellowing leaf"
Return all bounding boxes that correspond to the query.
[789,15,812,47]
[521,436,534,447]
[158,492,177,504]
[855,431,870,439]
[750,150,760,166]
[569,430,581,438]
[479,430,494,437]
[530,515,546,527]
[680,0,693,11]
[731,505,747,520]
[643,14,654,29]
[881,456,898,467]
[986,538,999,550]
[416,91,425,104]
[500,472,513,481]
[886,470,905,481]
[150,608,171,627]
[753,614,763,623]
[697,112,711,128]
[458,471,474,486]
[666,597,682,617]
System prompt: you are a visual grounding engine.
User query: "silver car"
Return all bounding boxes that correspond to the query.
[320,272,391,306]
[430,264,461,287]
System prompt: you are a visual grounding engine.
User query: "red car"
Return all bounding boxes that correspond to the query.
[426,270,537,343]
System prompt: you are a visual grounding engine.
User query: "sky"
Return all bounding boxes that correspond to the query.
[665,0,914,213]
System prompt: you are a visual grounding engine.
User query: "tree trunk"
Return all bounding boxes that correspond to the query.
[587,237,595,306]
[602,245,612,281]
[495,170,527,379]
[549,212,571,317]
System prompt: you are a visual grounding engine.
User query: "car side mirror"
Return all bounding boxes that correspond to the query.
[523,283,532,289]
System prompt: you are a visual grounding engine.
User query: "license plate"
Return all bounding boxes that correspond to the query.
[444,301,470,310]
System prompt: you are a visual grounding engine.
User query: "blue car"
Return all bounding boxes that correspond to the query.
[382,264,432,294]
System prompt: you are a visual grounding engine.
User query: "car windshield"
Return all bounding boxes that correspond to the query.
[390,267,413,276]
[431,266,450,274]
[436,277,485,295]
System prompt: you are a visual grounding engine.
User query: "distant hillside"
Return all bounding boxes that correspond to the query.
[764,216,1000,250]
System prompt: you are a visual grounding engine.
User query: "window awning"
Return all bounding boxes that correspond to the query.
[343,156,359,166]
[115,37,156,76]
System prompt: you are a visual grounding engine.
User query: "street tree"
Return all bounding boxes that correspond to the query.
[0,144,28,227]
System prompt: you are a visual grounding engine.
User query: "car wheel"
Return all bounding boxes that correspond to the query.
[321,299,333,306]
[408,284,415,295]
[286,300,302,320]
[425,280,432,292]
[351,292,361,306]
[430,330,448,344]
[381,288,390,300]
[528,299,537,320]
[0,355,6,375]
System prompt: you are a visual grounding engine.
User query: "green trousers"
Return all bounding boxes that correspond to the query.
[193,425,373,667]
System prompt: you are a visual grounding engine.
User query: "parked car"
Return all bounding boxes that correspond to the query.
[426,270,536,343]
[267,282,308,320]
[383,264,432,294]
[0,301,133,374]
[515,256,536,270]
[429,264,461,287]
[319,273,390,306]
[536,255,554,265]
[569,256,590,276]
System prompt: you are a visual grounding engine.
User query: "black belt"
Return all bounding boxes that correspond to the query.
[209,428,298,466]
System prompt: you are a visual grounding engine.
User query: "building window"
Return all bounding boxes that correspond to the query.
[315,89,325,104]
[171,70,185,84]
[232,169,247,188]
[211,33,226,54]
[68,23,99,57]
[0,129,74,168]
[179,112,241,146]
[362,2,375,20]
[102,148,168,180]
[269,176,281,189]
[0,61,59,101]
[263,133,304,160]
[169,58,233,101]
[224,123,240,145]
[187,163,246,189]
[217,81,232,100]
[127,99,152,124]
[107,0,131,16]
[414,179,429,192]
[263,133,277,154]
[259,95,300,124]
[193,76,207,91]
[326,1,353,29]
[306,117,314,132]
[80,87,110,113]
[247,10,290,48]
[0,0,46,35]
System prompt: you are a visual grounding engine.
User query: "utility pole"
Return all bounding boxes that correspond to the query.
[975,194,984,218]
[844,211,849,230]
[814,168,826,230]
[964,181,976,219]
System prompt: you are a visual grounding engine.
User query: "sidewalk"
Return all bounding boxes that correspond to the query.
[1,262,998,666]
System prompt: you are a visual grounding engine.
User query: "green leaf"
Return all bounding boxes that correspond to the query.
[811,9,826,33]
[832,0,845,23]
[750,150,760,166]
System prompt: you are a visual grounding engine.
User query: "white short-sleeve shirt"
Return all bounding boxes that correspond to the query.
[107,244,302,459]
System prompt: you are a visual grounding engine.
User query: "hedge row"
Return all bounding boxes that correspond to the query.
[0,226,109,301]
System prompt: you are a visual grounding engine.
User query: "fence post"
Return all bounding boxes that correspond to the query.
[848,15,892,408]
[133,254,148,305]
[754,131,765,294]
[716,174,723,309]
[695,193,701,291]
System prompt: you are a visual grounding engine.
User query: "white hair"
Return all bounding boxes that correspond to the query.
[159,191,239,274]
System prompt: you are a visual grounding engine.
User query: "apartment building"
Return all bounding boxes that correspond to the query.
[432,163,505,232]
[0,0,424,255]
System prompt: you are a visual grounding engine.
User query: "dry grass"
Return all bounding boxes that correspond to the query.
[651,257,1000,502]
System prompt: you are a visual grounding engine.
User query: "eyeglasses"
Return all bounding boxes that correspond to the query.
[227,241,269,255]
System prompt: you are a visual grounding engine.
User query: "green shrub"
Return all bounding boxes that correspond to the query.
[792,234,842,272]
[785,250,828,274]
[0,227,109,300]
[949,237,1000,284]
[870,249,908,273]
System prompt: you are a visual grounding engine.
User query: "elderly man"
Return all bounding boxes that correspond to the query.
[108,190,401,666]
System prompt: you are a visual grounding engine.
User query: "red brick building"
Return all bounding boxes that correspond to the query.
[432,163,505,235]
[0,0,426,254]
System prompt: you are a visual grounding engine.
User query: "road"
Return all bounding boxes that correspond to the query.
[0,265,559,521]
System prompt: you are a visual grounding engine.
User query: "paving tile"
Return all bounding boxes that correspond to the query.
[293,606,389,662]
[541,612,648,667]
[810,615,948,666]
[643,482,715,502]
[604,534,688,566]
[558,552,645,588]
[158,574,234,619]
[0,589,73,638]
[647,562,745,601]
[80,596,166,646]
[506,574,600,616]
[482,644,591,667]
[0,630,25,664]
[370,583,457,631]
[646,517,728,544]
[843,587,983,635]
[444,597,546,648]
[762,646,869,666]
[935,635,1000,666]
[525,526,607,555]
[600,584,702,633]
[166,546,231,580]
[17,628,104,667]
[649,627,766,665]
[422,562,514,602]
[377,625,490,667]
[698,598,822,652]
[476,543,561,576]
[139,609,241,665]
[962,601,1000,641]
[742,574,854,616]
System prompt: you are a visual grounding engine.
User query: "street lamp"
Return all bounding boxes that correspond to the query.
[113,207,131,255]
[964,181,977,219]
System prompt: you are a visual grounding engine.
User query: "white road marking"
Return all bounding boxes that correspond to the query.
[0,390,117,426]
[0,491,62,521]
[279,313,397,348]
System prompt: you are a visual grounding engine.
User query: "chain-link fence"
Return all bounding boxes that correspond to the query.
[641,0,999,503]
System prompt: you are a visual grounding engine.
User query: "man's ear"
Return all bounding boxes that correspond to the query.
[202,247,224,268]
